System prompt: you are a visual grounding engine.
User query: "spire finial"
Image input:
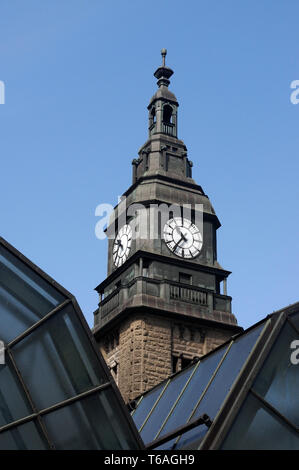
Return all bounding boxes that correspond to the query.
[161,48,167,67]
[154,49,173,88]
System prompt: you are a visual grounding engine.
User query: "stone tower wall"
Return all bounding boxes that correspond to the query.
[98,313,233,403]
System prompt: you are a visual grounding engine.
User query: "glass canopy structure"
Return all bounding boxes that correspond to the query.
[0,237,143,450]
[132,303,299,450]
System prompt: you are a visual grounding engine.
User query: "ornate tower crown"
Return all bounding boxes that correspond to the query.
[148,49,179,139]
[132,49,193,184]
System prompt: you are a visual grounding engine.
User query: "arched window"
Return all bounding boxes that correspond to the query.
[163,104,173,124]
[151,107,156,123]
[149,107,156,134]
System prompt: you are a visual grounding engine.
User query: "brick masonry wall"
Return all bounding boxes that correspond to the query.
[97,313,234,403]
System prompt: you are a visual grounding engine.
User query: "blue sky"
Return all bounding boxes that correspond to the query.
[0,0,298,329]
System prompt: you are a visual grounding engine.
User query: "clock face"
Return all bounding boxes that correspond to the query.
[113,224,132,267]
[163,217,202,259]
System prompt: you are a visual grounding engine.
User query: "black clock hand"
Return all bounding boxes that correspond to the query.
[116,239,123,256]
[174,226,187,242]
[173,235,185,252]
[113,240,121,254]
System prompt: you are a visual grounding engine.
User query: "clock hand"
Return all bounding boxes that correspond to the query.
[173,234,185,252]
[116,239,123,255]
[174,226,187,242]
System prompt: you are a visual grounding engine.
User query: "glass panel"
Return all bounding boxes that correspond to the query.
[0,244,65,342]
[222,393,299,450]
[175,424,208,450]
[132,382,165,431]
[0,420,48,450]
[172,323,265,448]
[0,357,33,428]
[12,304,106,410]
[193,323,265,420]
[43,389,139,450]
[159,345,227,437]
[153,425,208,451]
[253,321,299,427]
[140,364,196,444]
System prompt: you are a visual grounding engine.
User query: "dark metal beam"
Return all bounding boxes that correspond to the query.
[145,414,212,450]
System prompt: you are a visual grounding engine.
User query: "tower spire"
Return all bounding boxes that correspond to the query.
[161,48,167,67]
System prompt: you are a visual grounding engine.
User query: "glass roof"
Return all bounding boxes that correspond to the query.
[132,305,299,450]
[0,244,66,343]
[221,389,299,450]
[221,311,299,450]
[140,363,196,444]
[132,319,268,449]
[133,323,264,449]
[0,237,142,450]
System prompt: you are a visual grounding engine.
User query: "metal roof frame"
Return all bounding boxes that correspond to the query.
[0,236,144,449]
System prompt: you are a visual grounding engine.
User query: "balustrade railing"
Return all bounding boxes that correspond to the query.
[162,122,176,136]
[101,291,119,317]
[98,279,213,321]
[169,284,208,306]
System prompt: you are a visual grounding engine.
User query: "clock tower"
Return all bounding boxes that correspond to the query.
[93,50,242,402]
